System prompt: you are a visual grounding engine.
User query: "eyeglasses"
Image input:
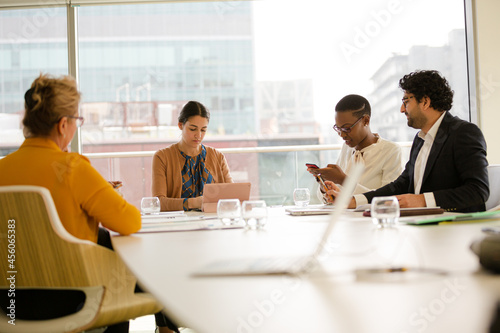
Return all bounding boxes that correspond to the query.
[65,115,85,127]
[333,116,364,134]
[401,96,414,107]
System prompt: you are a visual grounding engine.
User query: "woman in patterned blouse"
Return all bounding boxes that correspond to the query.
[152,101,233,212]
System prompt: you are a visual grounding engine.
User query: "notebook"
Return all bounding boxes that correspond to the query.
[192,163,364,276]
[202,182,251,213]
[362,207,445,217]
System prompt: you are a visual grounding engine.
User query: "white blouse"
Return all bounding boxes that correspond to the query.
[337,135,403,194]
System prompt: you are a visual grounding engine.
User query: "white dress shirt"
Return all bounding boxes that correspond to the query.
[413,111,446,207]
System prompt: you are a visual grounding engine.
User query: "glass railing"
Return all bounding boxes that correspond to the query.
[85,143,412,210]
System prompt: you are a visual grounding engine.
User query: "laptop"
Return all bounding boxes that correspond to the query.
[202,182,251,213]
[192,163,364,276]
[285,205,334,216]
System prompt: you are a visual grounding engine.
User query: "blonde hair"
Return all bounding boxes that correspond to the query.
[22,73,81,137]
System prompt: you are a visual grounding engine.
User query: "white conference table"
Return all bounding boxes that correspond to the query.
[112,208,500,333]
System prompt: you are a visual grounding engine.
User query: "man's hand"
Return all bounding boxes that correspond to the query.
[395,194,426,208]
[308,164,346,184]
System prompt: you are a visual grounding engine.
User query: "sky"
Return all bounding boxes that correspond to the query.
[251,0,466,125]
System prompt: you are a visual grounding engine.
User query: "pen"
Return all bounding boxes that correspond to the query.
[357,267,447,275]
[482,226,500,235]
[358,267,409,274]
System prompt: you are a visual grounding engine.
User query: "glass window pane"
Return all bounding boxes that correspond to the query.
[78,0,467,152]
[0,1,468,204]
[0,7,68,156]
[77,0,467,203]
[78,2,257,150]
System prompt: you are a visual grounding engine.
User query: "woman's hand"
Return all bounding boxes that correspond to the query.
[108,181,123,189]
[188,196,204,210]
[308,164,346,184]
[324,180,357,208]
[323,180,340,203]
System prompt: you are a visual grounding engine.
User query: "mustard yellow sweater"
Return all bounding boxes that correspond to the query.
[0,138,141,242]
[152,143,233,211]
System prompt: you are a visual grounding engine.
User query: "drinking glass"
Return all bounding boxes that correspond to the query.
[141,197,160,215]
[242,200,268,229]
[293,188,310,206]
[217,199,241,225]
[371,196,400,228]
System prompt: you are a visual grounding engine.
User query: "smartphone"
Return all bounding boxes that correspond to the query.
[306,163,319,169]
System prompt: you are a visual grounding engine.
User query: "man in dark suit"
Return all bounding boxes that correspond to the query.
[333,70,489,212]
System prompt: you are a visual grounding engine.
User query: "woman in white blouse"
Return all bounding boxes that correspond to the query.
[309,94,402,196]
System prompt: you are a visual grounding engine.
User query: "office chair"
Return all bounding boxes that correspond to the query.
[0,185,162,332]
[486,165,500,210]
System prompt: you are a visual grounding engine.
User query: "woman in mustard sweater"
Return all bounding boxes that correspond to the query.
[0,74,141,332]
[152,100,233,212]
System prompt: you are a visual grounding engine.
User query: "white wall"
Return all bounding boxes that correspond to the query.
[474,0,500,164]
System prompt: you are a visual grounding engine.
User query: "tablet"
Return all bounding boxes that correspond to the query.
[202,182,251,213]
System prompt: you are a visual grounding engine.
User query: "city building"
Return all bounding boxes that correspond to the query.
[369,29,467,142]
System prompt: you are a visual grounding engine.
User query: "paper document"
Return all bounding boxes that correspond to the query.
[138,217,244,233]
[399,210,500,225]
[141,211,185,224]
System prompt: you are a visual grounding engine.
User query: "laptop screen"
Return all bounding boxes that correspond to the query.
[202,182,251,213]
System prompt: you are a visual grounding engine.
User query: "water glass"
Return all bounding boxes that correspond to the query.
[141,197,160,215]
[242,200,268,229]
[371,196,400,228]
[293,188,310,206]
[217,199,241,225]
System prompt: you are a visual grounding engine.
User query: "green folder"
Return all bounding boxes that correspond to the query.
[400,210,500,225]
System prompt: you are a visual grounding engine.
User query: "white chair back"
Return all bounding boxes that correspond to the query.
[486,165,500,210]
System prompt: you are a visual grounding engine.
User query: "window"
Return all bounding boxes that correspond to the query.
[0,7,68,156]
[0,0,470,205]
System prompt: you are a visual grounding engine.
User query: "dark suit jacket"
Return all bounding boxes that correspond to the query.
[364,112,489,212]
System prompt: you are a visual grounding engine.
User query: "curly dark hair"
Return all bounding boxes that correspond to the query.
[399,70,454,112]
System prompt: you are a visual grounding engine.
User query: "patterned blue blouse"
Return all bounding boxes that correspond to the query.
[180,144,214,210]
